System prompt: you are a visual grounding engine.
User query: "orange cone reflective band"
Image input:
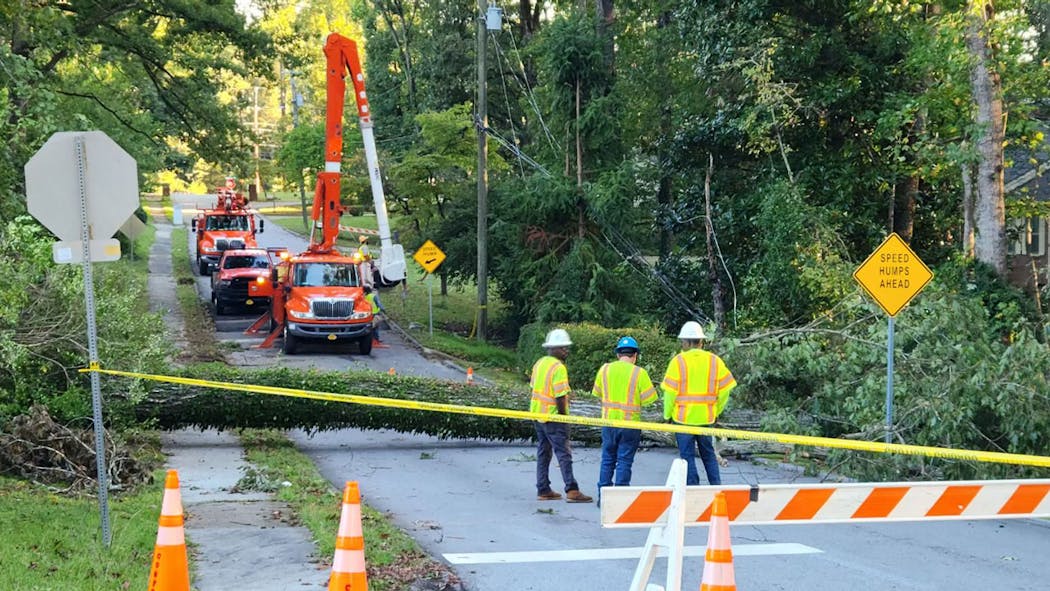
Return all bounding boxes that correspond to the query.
[148,469,191,591]
[329,481,368,591]
[700,492,736,591]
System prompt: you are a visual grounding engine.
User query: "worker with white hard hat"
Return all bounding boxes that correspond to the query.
[660,321,737,485]
[529,328,592,503]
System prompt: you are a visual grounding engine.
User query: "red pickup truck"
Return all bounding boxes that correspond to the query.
[210,249,276,315]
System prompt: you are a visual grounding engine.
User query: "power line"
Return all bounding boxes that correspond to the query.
[478,119,711,324]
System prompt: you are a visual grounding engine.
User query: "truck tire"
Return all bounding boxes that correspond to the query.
[212,294,225,316]
[282,325,298,355]
[357,335,373,355]
[198,258,209,276]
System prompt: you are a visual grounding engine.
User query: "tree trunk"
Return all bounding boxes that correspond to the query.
[967,1,1007,276]
[893,176,918,242]
[962,162,976,257]
[704,154,727,330]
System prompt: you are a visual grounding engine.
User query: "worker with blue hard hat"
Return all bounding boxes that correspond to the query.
[591,334,658,504]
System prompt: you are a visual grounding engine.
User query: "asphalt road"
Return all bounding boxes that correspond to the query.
[294,430,1050,591]
[169,193,1050,591]
[172,192,464,380]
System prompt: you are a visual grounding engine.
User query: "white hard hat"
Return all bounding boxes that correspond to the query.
[542,328,573,348]
[677,321,706,340]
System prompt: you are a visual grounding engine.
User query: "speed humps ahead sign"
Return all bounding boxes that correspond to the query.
[853,233,933,317]
[413,239,446,274]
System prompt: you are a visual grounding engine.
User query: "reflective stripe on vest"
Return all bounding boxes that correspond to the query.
[599,363,652,421]
[530,357,566,415]
[673,354,718,424]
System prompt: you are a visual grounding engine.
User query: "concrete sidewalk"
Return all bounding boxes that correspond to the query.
[147,207,328,590]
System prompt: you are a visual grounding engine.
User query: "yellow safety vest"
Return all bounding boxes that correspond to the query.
[591,360,658,421]
[661,349,736,425]
[365,293,379,314]
[530,356,569,416]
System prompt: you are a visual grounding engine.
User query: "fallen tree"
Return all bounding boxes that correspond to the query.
[123,365,762,451]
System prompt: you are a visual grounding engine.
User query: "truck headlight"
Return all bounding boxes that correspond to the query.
[218,280,232,288]
[288,309,314,319]
[350,311,371,320]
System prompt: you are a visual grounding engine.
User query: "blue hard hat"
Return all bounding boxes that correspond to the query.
[615,336,639,354]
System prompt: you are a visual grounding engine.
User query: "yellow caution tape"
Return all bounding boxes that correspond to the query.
[80,367,1050,468]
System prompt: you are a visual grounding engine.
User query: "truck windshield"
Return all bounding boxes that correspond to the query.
[205,215,250,231]
[223,255,270,270]
[292,263,359,287]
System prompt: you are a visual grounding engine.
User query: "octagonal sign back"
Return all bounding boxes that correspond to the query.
[853,233,933,317]
[25,131,139,242]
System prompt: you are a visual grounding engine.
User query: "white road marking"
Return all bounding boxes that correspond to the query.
[443,543,821,565]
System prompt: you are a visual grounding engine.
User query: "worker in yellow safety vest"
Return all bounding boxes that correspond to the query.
[591,336,658,503]
[363,286,386,342]
[661,321,736,485]
[529,329,592,503]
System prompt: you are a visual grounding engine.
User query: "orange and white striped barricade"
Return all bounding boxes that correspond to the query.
[600,462,1050,591]
[600,477,1050,528]
[339,225,379,237]
[615,459,689,591]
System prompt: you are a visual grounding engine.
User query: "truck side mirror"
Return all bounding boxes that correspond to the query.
[271,268,278,284]
[191,218,197,232]
[258,218,264,233]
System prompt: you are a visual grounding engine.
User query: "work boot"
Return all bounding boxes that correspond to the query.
[565,490,593,503]
[537,490,562,501]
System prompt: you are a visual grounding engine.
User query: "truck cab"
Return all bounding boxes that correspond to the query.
[274,253,374,355]
[210,248,275,315]
[191,191,264,275]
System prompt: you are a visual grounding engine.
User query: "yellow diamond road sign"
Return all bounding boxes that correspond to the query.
[413,239,446,274]
[853,233,933,317]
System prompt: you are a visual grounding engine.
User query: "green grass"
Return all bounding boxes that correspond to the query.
[237,430,450,590]
[0,475,164,591]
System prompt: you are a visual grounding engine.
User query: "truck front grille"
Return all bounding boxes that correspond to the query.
[228,277,251,298]
[215,238,245,251]
[311,298,354,319]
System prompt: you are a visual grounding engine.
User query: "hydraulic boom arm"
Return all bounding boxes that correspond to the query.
[311,33,406,282]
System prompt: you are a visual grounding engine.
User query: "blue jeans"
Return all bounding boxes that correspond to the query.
[599,427,642,491]
[535,421,578,493]
[675,432,721,485]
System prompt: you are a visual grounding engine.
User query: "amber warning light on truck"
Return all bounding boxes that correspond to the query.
[853,233,933,317]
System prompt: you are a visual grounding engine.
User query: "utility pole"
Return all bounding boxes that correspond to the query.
[253,84,263,201]
[289,72,308,231]
[476,0,489,341]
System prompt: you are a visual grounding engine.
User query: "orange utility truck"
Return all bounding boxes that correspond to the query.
[191,178,264,275]
[265,33,406,355]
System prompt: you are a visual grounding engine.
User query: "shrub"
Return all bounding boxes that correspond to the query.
[517,322,696,390]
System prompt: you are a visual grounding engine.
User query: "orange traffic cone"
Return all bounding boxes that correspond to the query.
[147,470,190,591]
[466,367,474,384]
[328,481,368,591]
[388,367,396,376]
[700,491,736,591]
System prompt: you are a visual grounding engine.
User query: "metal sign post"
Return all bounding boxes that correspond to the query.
[853,233,933,444]
[25,131,139,548]
[427,274,434,337]
[885,316,895,443]
[76,136,111,546]
[413,239,445,338]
